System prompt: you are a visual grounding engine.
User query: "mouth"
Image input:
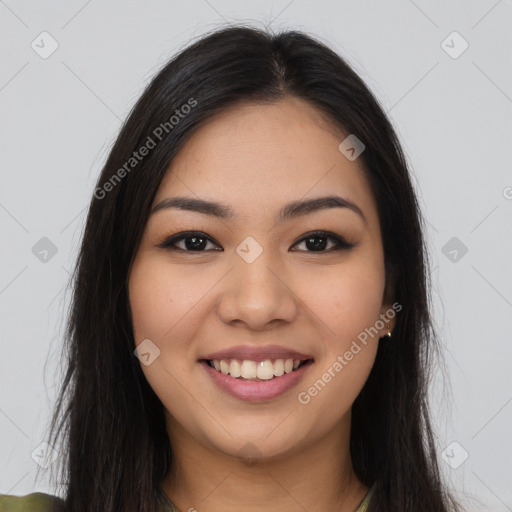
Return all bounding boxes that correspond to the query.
[199,355,314,402]
[198,345,315,401]
[200,357,314,381]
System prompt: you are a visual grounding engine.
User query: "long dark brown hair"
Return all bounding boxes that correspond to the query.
[42,24,462,511]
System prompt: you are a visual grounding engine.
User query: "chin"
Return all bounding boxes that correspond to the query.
[205,423,308,464]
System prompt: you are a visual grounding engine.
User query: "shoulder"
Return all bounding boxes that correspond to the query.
[0,492,65,511]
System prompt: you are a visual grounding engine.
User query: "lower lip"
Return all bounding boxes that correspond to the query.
[200,360,313,402]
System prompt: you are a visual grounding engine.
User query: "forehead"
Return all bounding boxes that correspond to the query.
[153,97,378,226]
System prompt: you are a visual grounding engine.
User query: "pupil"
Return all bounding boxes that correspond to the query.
[307,236,326,251]
[186,236,206,250]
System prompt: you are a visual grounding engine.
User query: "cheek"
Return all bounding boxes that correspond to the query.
[128,258,199,413]
[305,255,385,343]
[293,258,384,420]
[129,256,201,344]
[129,271,173,343]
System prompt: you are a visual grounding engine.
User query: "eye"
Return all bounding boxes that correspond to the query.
[157,231,221,252]
[291,230,356,252]
[157,230,356,253]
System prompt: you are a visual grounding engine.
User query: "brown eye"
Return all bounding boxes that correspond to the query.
[157,230,356,254]
[291,231,356,252]
[157,231,221,252]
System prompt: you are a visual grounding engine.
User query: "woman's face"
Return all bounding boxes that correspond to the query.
[128,96,395,463]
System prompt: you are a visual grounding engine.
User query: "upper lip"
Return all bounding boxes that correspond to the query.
[200,345,314,362]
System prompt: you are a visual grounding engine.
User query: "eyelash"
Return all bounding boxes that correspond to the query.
[156,229,356,253]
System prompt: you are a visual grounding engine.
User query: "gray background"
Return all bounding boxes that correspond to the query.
[1,1,511,510]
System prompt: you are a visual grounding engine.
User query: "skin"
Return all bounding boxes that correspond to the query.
[128,96,396,512]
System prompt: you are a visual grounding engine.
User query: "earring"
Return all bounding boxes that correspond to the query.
[385,323,392,338]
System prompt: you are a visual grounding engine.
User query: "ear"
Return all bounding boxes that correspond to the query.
[378,262,399,338]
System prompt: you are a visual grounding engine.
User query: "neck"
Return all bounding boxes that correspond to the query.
[161,414,369,512]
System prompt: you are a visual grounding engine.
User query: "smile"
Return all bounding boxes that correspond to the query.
[199,357,314,402]
[206,358,312,380]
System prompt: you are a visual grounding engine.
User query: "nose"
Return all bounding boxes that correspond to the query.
[216,248,298,331]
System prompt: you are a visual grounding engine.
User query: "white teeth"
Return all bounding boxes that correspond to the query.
[240,360,257,378]
[229,359,241,377]
[273,359,284,377]
[209,358,308,379]
[256,360,274,380]
[220,360,229,375]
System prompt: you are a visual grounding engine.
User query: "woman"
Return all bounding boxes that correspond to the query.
[1,25,462,511]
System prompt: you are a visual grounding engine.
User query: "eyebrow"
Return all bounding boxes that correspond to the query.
[151,195,366,224]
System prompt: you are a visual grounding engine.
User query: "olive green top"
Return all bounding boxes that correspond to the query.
[0,492,64,511]
[0,484,375,511]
